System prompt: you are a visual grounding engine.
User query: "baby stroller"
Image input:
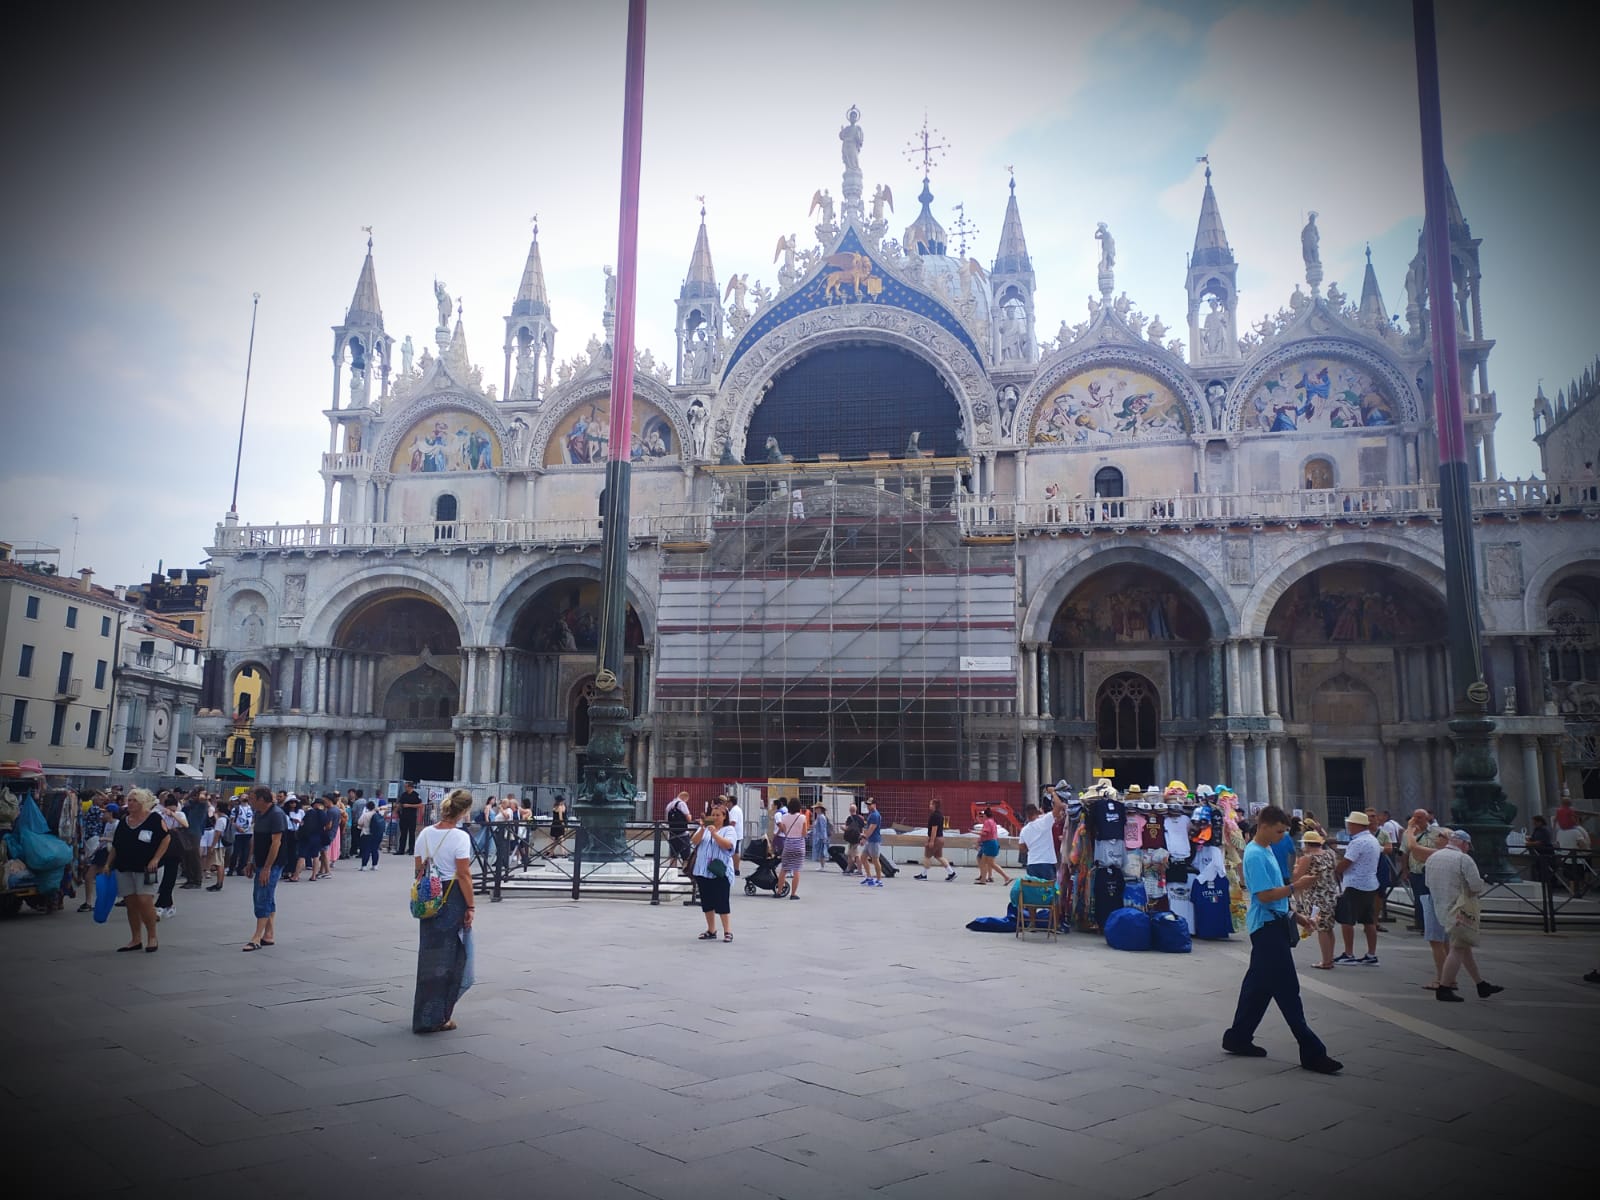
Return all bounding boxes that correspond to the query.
[742,837,790,898]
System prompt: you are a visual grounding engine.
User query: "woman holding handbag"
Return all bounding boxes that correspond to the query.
[774,803,808,900]
[1424,829,1503,1003]
[102,788,171,953]
[412,788,476,1034]
[691,801,736,941]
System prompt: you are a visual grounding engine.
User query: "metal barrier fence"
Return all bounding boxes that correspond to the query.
[467,818,693,905]
[1385,848,1598,934]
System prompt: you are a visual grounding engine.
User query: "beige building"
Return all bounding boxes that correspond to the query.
[0,556,123,786]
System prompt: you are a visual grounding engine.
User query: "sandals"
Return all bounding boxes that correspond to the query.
[259,939,274,947]
[697,930,718,940]
[723,932,733,942]
[242,942,262,952]
[117,944,143,952]
[1310,962,1336,970]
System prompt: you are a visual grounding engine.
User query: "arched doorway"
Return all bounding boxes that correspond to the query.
[744,345,962,463]
[1048,564,1213,785]
[506,580,646,786]
[224,662,268,772]
[1265,562,1447,817]
[1096,672,1160,787]
[336,591,463,785]
[1546,574,1600,800]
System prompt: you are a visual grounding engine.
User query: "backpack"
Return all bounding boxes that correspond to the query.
[844,814,863,844]
[218,814,234,846]
[667,804,688,834]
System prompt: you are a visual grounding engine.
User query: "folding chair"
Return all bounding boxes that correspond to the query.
[1016,877,1058,941]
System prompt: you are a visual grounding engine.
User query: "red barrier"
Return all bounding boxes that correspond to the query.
[650,777,1021,832]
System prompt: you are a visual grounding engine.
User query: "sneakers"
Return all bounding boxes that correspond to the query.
[1584,970,1600,985]
[945,870,957,881]
[1332,953,1357,965]
[1476,981,1504,998]
[1357,955,1380,966]
[1302,1056,1344,1075]
[860,878,874,886]
[913,873,929,880]
[1435,986,1464,1002]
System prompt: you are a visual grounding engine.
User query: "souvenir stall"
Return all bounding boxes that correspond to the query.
[1066,779,1240,943]
[0,760,69,918]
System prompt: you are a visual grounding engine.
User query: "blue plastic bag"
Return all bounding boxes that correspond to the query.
[15,797,71,890]
[94,873,118,923]
[1151,911,1192,953]
[459,927,476,995]
[1104,907,1153,951]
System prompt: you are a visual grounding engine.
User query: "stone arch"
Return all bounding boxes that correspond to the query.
[1021,542,1236,645]
[1523,550,1600,632]
[226,658,273,719]
[298,567,471,648]
[224,586,273,651]
[1242,534,1447,637]
[382,663,459,721]
[1016,342,1209,444]
[526,371,685,469]
[367,388,508,479]
[483,554,658,647]
[1227,336,1421,431]
[712,313,990,462]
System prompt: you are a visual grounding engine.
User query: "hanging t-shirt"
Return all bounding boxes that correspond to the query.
[1088,798,1125,841]
[1123,813,1146,850]
[1163,814,1192,859]
[1190,872,1232,939]
[1141,819,1166,851]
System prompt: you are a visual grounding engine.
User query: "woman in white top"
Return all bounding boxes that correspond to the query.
[412,788,477,1034]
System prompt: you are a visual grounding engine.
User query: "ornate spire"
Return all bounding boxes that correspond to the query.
[681,200,717,300]
[904,177,947,256]
[992,174,1031,276]
[1444,164,1470,238]
[1358,243,1389,332]
[512,221,550,318]
[1190,161,1233,268]
[346,233,383,327]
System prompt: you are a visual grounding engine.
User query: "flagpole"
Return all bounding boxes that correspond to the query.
[575,0,648,862]
[229,293,261,515]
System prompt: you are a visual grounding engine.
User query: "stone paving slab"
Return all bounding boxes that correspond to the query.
[3,856,1597,1199]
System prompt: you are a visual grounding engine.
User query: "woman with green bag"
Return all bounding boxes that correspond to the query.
[691,801,736,943]
[411,788,476,1033]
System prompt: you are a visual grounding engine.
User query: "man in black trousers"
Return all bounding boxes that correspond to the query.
[396,781,423,856]
[1222,805,1343,1075]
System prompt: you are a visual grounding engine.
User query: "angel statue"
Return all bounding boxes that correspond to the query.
[809,189,836,226]
[871,183,894,222]
[774,233,800,283]
[724,273,748,314]
[434,280,452,329]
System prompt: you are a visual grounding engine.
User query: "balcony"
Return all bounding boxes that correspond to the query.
[56,677,82,700]
[212,477,1599,557]
[321,451,371,473]
[120,647,204,686]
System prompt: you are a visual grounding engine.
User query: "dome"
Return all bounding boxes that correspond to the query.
[903,178,946,256]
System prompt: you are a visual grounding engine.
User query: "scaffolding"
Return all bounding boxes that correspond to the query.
[656,457,1019,792]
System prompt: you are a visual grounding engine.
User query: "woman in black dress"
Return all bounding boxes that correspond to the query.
[547,797,569,858]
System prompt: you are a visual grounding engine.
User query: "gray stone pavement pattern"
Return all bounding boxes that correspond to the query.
[4,857,1598,1200]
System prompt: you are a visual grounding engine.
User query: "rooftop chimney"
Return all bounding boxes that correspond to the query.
[113,584,128,603]
[79,568,94,593]
[0,542,12,562]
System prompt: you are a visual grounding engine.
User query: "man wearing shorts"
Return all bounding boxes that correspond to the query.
[913,799,956,881]
[1333,811,1382,966]
[1018,803,1059,881]
[244,786,286,952]
[859,798,885,887]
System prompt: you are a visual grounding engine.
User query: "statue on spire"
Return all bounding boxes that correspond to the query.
[434,280,453,331]
[840,106,863,171]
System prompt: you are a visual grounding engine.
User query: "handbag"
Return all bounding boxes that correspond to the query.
[708,858,727,879]
[409,831,456,919]
[1447,886,1482,947]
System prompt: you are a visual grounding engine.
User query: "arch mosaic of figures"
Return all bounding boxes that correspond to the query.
[367,389,508,481]
[1022,542,1237,646]
[1225,337,1422,433]
[1016,344,1209,448]
[714,313,990,461]
[482,555,659,647]
[524,372,685,469]
[1240,533,1447,638]
[297,568,470,648]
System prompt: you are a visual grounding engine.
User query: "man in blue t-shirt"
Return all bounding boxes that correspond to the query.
[859,798,885,887]
[1222,805,1342,1075]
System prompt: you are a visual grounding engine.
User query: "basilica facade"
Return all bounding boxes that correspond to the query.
[196,112,1600,821]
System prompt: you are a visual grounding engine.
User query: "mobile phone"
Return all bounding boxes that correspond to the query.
[143,870,158,886]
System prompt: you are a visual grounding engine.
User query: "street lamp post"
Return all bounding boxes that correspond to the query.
[1412,0,1516,880]
[573,0,649,863]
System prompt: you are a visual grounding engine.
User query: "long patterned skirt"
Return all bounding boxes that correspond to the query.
[412,884,468,1033]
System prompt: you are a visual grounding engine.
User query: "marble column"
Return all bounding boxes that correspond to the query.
[1226,640,1242,716]
[480,736,495,785]
[1038,737,1053,790]
[1022,646,1037,716]
[1383,743,1398,811]
[1418,738,1435,809]
[314,651,329,715]
[1022,736,1038,800]
[1209,642,1225,717]
[1038,648,1053,719]
[1262,639,1280,717]
[485,649,502,716]
[256,731,273,786]
[1228,736,1247,790]
[1540,737,1561,812]
[1512,639,1532,716]
[1184,738,1197,785]
[1250,736,1269,803]
[461,733,475,783]
[1520,736,1542,819]
[1268,740,1285,805]
[284,731,300,786]
[463,649,479,715]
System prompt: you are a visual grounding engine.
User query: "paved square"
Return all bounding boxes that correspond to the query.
[5,859,1597,1199]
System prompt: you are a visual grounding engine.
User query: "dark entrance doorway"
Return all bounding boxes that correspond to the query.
[1323,757,1366,824]
[402,750,455,782]
[1100,757,1158,789]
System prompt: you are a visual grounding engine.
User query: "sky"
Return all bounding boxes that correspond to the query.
[2,0,1596,586]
